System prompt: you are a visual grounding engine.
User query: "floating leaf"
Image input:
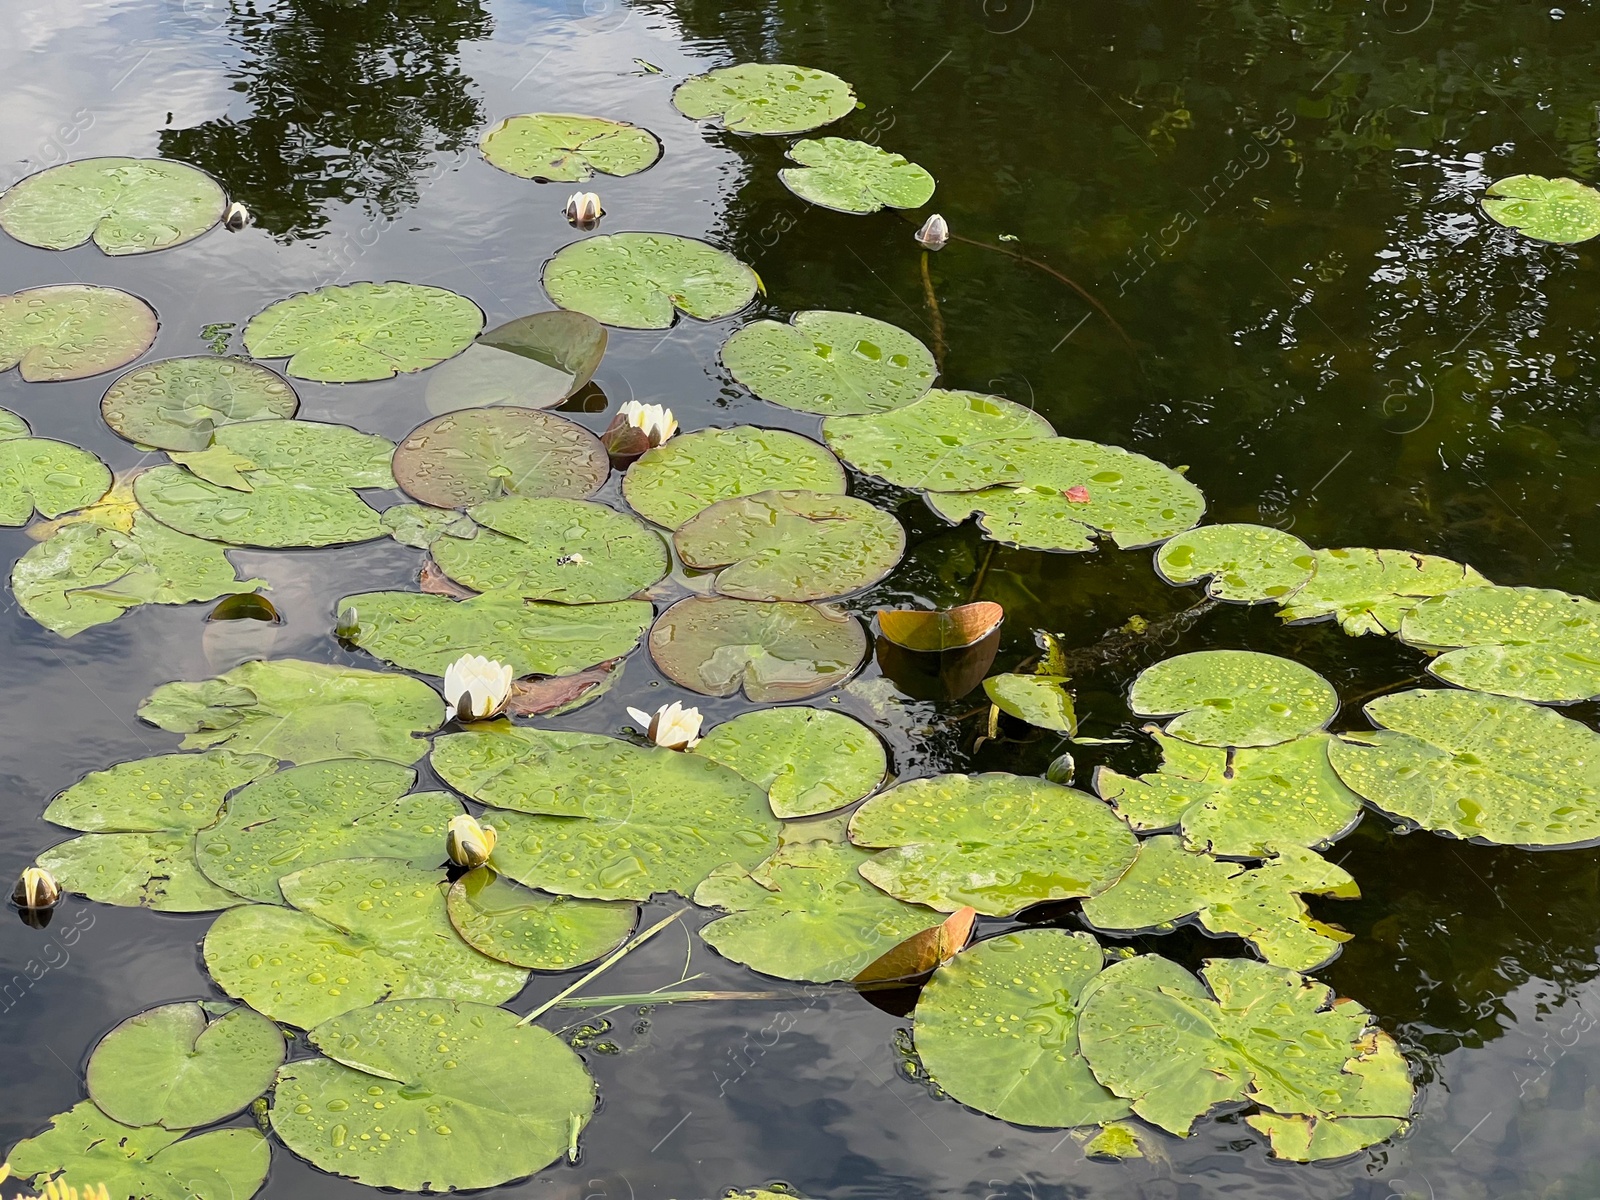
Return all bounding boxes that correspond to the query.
[623,426,846,530]
[543,232,759,329]
[721,310,936,416]
[1129,651,1338,748]
[649,596,867,701]
[382,502,476,550]
[207,592,278,622]
[1482,174,1600,244]
[849,772,1137,916]
[392,407,608,509]
[431,725,665,817]
[672,63,856,135]
[1276,547,1490,636]
[446,868,636,968]
[853,905,976,986]
[984,673,1076,734]
[480,112,661,181]
[0,416,111,525]
[1084,1122,1145,1160]
[101,357,299,451]
[243,281,484,382]
[270,1000,594,1190]
[779,137,936,213]
[1155,523,1315,603]
[693,706,887,818]
[914,930,1132,1127]
[0,284,158,381]
[822,389,1054,490]
[877,602,1003,651]
[0,157,226,254]
[424,310,607,413]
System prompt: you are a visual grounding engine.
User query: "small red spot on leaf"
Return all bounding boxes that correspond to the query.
[1064,485,1091,504]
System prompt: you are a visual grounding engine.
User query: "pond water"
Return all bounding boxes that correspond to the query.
[2,1,1599,1198]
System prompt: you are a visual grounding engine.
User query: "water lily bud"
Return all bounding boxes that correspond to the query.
[334,605,360,639]
[13,866,61,910]
[1045,752,1076,787]
[617,401,678,447]
[914,213,949,251]
[627,701,703,750]
[565,191,603,229]
[443,654,514,721]
[223,201,251,231]
[446,813,497,869]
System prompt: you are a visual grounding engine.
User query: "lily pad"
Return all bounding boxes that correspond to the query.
[446,868,636,969]
[1277,547,1490,636]
[424,311,607,413]
[780,138,936,213]
[0,157,226,254]
[649,597,867,701]
[624,426,846,530]
[693,706,887,818]
[722,310,937,417]
[848,772,1138,916]
[914,930,1132,1128]
[1095,731,1363,857]
[543,232,759,329]
[243,281,484,382]
[1482,174,1600,244]
[87,1003,285,1130]
[1155,524,1316,603]
[432,725,667,817]
[1081,836,1359,972]
[381,502,476,549]
[138,658,445,765]
[0,284,158,381]
[672,63,856,135]
[675,489,905,601]
[984,673,1076,734]
[0,417,111,525]
[822,389,1054,490]
[1129,651,1338,748]
[101,357,299,451]
[392,407,608,509]
[270,999,594,1190]
[480,112,661,181]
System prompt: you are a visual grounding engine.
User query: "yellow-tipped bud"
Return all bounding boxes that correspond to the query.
[446,814,497,869]
[13,866,61,910]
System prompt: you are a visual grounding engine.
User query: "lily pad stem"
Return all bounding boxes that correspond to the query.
[948,233,1135,354]
[920,250,947,373]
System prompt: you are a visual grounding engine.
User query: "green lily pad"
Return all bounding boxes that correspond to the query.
[693,706,887,818]
[424,311,607,413]
[649,597,867,701]
[38,830,247,913]
[138,658,445,765]
[0,418,111,525]
[674,489,905,601]
[822,389,1054,491]
[392,407,608,509]
[480,112,661,181]
[914,930,1132,1128]
[243,281,484,382]
[87,1003,285,1130]
[195,759,462,903]
[1155,524,1316,603]
[779,137,935,213]
[543,232,759,329]
[1084,1122,1145,1160]
[4,1101,269,1200]
[1482,174,1600,244]
[1330,687,1600,847]
[1095,731,1363,857]
[431,725,656,817]
[1081,836,1359,972]
[381,501,476,549]
[624,426,846,530]
[672,63,856,135]
[446,868,637,968]
[1398,585,1600,702]
[984,673,1076,734]
[429,496,668,602]
[0,157,226,254]
[270,999,594,1190]
[1129,651,1338,748]
[1277,547,1490,636]
[0,284,159,382]
[721,310,937,416]
[102,357,299,451]
[1076,955,1413,1160]
[848,772,1138,916]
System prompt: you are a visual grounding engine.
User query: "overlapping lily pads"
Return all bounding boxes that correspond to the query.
[1156,524,1315,603]
[649,596,866,701]
[779,138,936,213]
[424,311,607,413]
[1482,174,1600,244]
[0,284,158,381]
[624,426,846,529]
[446,867,636,968]
[101,357,299,451]
[480,112,661,181]
[1277,547,1489,636]
[671,63,856,135]
[722,310,936,416]
[392,407,608,509]
[693,706,887,817]
[0,157,226,254]
[0,410,111,524]
[544,233,759,329]
[1129,651,1338,748]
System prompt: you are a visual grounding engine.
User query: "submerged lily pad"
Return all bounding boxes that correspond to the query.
[1482,174,1600,244]
[0,284,158,381]
[780,138,936,213]
[271,1000,594,1191]
[849,772,1138,916]
[0,157,226,254]
[693,706,887,817]
[984,673,1076,734]
[1156,524,1316,603]
[1277,547,1490,636]
[822,389,1054,490]
[446,868,636,969]
[722,310,937,416]
[1129,651,1338,748]
[914,930,1131,1128]
[624,426,846,529]
[649,596,866,701]
[0,415,111,525]
[102,357,299,451]
[675,489,905,601]
[392,407,608,509]
[243,281,484,382]
[543,233,759,329]
[672,63,856,135]
[424,311,607,413]
[480,112,661,181]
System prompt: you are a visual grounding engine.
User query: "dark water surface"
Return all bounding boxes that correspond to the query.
[3,1,1600,1198]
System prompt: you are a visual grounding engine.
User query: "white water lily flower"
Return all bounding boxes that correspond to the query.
[627,701,703,750]
[914,213,949,251]
[618,400,678,446]
[223,201,252,231]
[443,654,514,721]
[445,813,497,869]
[565,191,603,227]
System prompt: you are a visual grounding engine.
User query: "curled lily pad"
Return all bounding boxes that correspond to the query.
[849,772,1138,916]
[624,426,846,531]
[1277,547,1489,636]
[854,905,975,986]
[878,601,1003,651]
[543,232,759,329]
[674,489,905,601]
[672,63,856,135]
[722,310,937,416]
[480,112,661,181]
[1129,651,1338,748]
[243,281,484,382]
[1482,174,1600,244]
[101,356,299,451]
[1156,524,1315,603]
[780,138,936,213]
[392,407,608,509]
[649,596,867,701]
[0,414,111,525]
[914,930,1131,1128]
[446,868,637,969]
[693,706,887,818]
[0,284,158,381]
[0,157,226,254]
[984,673,1076,734]
[823,389,1054,490]
[424,311,607,413]
[270,999,594,1190]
